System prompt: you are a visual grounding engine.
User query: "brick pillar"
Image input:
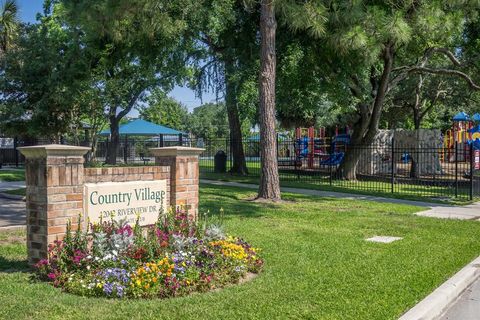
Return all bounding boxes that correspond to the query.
[18,145,90,265]
[150,147,204,217]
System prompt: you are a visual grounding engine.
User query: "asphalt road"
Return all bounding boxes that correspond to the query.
[440,277,480,319]
[0,197,26,228]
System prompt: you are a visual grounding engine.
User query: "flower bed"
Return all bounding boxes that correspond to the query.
[35,210,263,298]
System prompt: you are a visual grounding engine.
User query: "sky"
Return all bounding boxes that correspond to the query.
[16,0,219,114]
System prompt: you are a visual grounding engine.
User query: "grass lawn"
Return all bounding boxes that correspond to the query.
[0,169,25,182]
[2,184,480,319]
[3,188,26,196]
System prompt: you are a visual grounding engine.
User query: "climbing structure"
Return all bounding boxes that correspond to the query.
[294,126,350,168]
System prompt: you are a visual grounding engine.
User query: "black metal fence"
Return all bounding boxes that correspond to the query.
[198,138,480,201]
[2,134,479,201]
[0,135,189,167]
[91,135,189,164]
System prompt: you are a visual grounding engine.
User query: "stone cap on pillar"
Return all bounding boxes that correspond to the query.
[18,144,91,159]
[150,146,205,157]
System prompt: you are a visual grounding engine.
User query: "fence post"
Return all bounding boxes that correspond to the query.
[276,133,279,158]
[470,143,474,201]
[391,138,395,193]
[329,148,333,186]
[455,141,458,198]
[123,135,128,163]
[14,137,19,167]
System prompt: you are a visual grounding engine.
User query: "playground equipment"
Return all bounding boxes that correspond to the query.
[357,129,444,176]
[468,114,480,170]
[443,112,480,165]
[294,126,350,168]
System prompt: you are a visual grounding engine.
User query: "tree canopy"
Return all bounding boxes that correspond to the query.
[1,0,480,194]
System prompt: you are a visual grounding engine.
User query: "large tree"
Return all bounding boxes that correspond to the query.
[257,0,280,200]
[193,0,260,175]
[189,102,229,141]
[0,5,90,140]
[312,1,480,180]
[61,0,196,164]
[138,89,189,131]
[0,0,18,55]
[256,0,326,200]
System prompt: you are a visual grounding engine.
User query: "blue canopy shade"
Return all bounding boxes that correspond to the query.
[99,119,183,136]
[452,112,470,121]
[472,113,480,122]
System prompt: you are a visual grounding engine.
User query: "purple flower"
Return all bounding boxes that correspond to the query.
[103,282,113,295]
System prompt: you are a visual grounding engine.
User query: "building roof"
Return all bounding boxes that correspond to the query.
[99,119,183,136]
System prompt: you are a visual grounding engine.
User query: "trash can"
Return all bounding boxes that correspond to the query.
[214,150,227,173]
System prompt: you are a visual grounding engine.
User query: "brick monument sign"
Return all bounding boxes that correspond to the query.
[18,145,203,265]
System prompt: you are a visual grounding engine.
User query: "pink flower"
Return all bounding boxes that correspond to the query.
[116,225,133,237]
[47,273,56,280]
[35,259,48,267]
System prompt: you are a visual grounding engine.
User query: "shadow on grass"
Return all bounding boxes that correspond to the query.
[0,255,29,273]
[199,184,289,219]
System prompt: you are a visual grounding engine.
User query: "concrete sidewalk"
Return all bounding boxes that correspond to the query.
[0,181,25,192]
[0,181,26,229]
[200,179,480,221]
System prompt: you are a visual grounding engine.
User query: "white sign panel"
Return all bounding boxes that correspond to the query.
[84,180,167,226]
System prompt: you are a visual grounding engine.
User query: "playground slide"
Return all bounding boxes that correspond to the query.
[320,152,345,166]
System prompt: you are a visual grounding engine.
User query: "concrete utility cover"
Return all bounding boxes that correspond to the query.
[366,236,403,243]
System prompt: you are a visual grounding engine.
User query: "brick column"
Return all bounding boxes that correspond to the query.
[150,147,204,217]
[18,145,90,265]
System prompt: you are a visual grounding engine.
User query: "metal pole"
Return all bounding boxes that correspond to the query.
[329,146,333,186]
[455,142,458,198]
[14,137,18,167]
[391,138,395,193]
[470,143,474,201]
[124,135,128,164]
[276,133,279,158]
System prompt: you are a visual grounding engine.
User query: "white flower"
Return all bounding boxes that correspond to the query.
[86,255,92,259]
[112,250,118,256]
[86,265,91,270]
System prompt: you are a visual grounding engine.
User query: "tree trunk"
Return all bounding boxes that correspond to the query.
[225,60,248,175]
[257,0,280,200]
[410,109,421,178]
[106,115,119,165]
[338,44,395,180]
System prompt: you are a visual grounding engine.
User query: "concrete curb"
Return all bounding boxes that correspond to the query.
[399,255,480,320]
